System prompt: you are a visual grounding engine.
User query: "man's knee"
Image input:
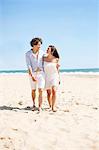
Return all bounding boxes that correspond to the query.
[32,89,36,95]
[38,88,43,94]
[32,89,36,92]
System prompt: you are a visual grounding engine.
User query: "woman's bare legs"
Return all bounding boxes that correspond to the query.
[52,86,57,112]
[47,89,52,108]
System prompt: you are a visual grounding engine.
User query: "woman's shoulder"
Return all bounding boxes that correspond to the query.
[43,54,51,62]
[43,56,48,62]
[56,58,59,62]
[52,58,59,63]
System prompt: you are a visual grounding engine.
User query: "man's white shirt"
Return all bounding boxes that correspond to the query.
[25,49,44,73]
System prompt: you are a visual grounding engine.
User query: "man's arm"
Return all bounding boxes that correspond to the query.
[25,53,37,82]
[28,68,37,82]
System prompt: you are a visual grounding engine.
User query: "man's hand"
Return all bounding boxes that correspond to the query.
[28,69,37,82]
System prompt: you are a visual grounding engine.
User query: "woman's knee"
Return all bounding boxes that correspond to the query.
[52,87,56,95]
[47,89,51,96]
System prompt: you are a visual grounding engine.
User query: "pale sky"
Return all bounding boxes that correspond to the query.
[0,0,98,70]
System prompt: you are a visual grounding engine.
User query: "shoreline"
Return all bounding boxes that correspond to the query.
[0,72,99,76]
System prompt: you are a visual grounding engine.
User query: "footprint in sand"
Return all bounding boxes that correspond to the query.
[93,107,98,110]
[61,91,65,93]
[75,102,79,105]
[0,136,14,149]
[64,109,70,112]
[18,101,23,105]
[68,91,72,93]
[12,128,18,131]
[0,137,6,140]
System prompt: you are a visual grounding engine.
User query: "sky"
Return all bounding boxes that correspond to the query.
[0,0,98,70]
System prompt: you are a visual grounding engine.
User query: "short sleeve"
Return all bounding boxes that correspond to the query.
[25,53,31,69]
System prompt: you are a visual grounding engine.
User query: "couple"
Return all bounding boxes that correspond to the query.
[26,37,60,112]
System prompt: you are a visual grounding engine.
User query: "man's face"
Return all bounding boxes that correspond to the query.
[33,42,41,52]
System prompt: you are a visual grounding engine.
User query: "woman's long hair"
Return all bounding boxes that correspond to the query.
[49,45,60,59]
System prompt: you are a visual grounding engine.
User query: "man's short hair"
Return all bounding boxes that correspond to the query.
[30,37,42,47]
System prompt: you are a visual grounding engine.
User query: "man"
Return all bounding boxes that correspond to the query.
[26,37,45,111]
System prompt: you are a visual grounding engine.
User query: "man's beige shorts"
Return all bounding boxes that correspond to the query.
[29,71,45,90]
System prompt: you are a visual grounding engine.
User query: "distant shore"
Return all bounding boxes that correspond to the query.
[0,68,99,74]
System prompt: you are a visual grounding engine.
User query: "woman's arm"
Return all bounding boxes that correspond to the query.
[56,58,60,71]
[56,59,61,84]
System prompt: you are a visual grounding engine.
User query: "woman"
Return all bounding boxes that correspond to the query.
[43,45,60,112]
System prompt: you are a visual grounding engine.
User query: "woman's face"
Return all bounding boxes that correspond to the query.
[46,47,51,54]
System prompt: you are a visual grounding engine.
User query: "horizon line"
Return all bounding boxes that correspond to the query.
[0,67,99,72]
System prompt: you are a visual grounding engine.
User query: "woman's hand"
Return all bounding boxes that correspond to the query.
[56,63,60,69]
[32,76,37,82]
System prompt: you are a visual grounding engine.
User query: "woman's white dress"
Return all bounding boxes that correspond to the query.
[44,61,59,89]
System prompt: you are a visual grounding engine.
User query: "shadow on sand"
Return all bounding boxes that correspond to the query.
[0,105,33,112]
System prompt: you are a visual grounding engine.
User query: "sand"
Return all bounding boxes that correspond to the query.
[0,73,99,150]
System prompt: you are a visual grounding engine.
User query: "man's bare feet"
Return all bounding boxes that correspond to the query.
[38,107,42,112]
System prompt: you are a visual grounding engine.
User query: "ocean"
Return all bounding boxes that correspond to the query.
[0,68,99,74]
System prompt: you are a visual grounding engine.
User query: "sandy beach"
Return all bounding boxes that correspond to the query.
[0,73,99,150]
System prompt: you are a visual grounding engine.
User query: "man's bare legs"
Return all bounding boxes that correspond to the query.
[38,88,43,111]
[32,89,36,108]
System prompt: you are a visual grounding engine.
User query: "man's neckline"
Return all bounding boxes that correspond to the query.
[31,49,39,55]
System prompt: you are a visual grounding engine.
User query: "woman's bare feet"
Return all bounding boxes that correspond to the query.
[32,105,36,111]
[52,108,57,112]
